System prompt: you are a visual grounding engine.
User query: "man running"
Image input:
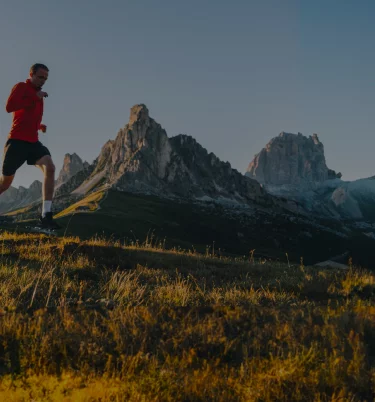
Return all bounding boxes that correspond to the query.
[1,63,60,229]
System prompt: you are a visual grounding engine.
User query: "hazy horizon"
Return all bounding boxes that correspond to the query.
[1,1,375,188]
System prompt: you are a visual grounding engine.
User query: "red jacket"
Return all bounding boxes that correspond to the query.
[5,79,44,143]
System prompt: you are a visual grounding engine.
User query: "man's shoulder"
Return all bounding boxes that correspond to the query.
[11,82,27,90]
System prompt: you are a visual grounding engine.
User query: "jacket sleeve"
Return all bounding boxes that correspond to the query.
[5,83,39,113]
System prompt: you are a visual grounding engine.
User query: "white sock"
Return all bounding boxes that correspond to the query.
[42,200,52,217]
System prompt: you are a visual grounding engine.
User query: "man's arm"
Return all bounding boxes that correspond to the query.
[5,83,40,113]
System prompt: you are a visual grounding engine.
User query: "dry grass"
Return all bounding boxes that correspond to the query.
[0,231,374,401]
[54,190,105,218]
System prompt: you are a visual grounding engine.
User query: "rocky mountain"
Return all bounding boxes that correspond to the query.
[70,104,272,207]
[246,132,341,186]
[0,180,42,213]
[305,177,375,220]
[246,132,375,222]
[4,113,374,226]
[56,153,89,188]
[51,107,375,226]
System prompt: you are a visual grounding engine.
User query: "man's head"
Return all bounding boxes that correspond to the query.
[29,63,49,88]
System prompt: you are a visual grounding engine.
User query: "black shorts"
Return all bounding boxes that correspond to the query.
[2,139,51,176]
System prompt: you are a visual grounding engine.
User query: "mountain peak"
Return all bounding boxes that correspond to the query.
[129,104,150,127]
[62,153,83,165]
[246,131,341,185]
[56,153,89,188]
[71,105,268,205]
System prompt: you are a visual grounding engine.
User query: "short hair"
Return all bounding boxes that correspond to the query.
[30,63,49,75]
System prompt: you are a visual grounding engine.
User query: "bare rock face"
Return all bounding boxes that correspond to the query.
[72,104,270,205]
[27,180,42,200]
[246,132,341,186]
[56,153,90,188]
[167,135,266,203]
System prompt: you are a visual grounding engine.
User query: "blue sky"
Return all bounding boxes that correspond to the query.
[0,0,374,188]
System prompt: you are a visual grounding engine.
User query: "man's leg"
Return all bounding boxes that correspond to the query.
[0,175,15,196]
[35,155,59,227]
[35,155,55,202]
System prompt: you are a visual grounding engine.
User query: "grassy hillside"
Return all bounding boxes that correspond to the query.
[54,190,106,218]
[0,231,375,400]
[48,189,360,266]
[5,188,375,267]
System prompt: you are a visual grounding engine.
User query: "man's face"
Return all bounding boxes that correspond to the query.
[30,68,49,88]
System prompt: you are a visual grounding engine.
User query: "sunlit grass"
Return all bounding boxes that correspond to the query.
[54,190,105,218]
[0,231,374,401]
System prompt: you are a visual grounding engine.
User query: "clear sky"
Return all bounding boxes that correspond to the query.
[0,0,374,188]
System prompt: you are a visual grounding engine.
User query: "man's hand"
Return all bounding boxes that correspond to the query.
[40,124,47,133]
[36,91,48,99]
